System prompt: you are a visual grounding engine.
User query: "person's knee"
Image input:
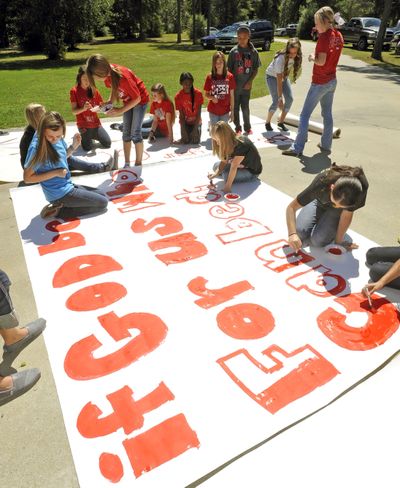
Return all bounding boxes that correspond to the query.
[309,232,332,248]
[285,95,294,111]
[101,140,111,149]
[81,140,92,151]
[366,247,380,265]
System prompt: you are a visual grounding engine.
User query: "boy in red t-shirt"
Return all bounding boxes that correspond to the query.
[174,72,204,144]
[204,51,236,131]
[148,83,176,145]
[283,6,343,157]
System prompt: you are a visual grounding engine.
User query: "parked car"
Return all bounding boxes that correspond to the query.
[391,30,400,53]
[338,17,394,51]
[209,27,219,35]
[201,24,240,49]
[216,19,274,52]
[275,26,287,36]
[286,23,298,37]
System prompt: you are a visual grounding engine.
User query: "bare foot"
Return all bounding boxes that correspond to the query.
[3,327,28,347]
[0,375,13,390]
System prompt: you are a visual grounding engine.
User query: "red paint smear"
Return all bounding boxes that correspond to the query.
[188,276,254,309]
[77,383,174,438]
[225,193,239,200]
[131,216,183,236]
[53,255,122,288]
[217,303,275,339]
[64,312,168,380]
[45,219,80,233]
[255,239,315,273]
[317,293,400,350]
[123,414,200,478]
[328,248,342,255]
[99,453,124,483]
[66,282,127,311]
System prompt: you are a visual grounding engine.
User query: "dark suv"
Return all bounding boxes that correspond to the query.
[215,20,274,52]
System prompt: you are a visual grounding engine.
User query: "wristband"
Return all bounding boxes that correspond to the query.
[288,232,297,237]
[278,96,283,101]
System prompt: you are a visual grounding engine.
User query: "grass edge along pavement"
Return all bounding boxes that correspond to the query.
[0,34,277,129]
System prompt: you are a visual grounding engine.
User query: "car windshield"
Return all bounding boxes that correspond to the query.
[363,18,380,28]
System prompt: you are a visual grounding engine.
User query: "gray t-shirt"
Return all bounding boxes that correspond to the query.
[227,45,261,90]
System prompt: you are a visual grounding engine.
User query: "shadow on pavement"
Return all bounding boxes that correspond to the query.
[338,63,400,85]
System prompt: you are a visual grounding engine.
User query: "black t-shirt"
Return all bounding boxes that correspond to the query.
[232,136,262,175]
[20,125,35,168]
[296,168,369,212]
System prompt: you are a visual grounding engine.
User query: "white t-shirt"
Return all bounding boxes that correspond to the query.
[266,53,294,78]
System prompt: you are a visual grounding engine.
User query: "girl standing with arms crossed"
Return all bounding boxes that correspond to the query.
[283,6,343,156]
[203,51,236,130]
[24,111,108,220]
[175,72,203,144]
[227,25,261,135]
[207,121,262,194]
[148,83,175,145]
[70,66,112,152]
[86,54,149,166]
[265,38,302,132]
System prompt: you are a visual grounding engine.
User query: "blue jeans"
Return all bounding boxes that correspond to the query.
[296,199,342,247]
[123,103,148,144]
[213,162,257,184]
[209,112,230,127]
[233,88,251,132]
[266,75,294,113]
[55,185,108,219]
[366,247,400,290]
[67,156,108,174]
[292,78,337,153]
[78,126,111,151]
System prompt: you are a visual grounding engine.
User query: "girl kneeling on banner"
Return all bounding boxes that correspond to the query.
[147,83,176,145]
[362,247,400,293]
[286,164,369,251]
[24,111,108,220]
[207,121,262,194]
[265,38,302,132]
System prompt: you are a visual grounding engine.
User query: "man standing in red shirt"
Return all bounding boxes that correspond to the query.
[283,6,343,157]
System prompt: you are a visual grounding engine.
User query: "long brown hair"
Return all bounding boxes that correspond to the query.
[151,83,176,124]
[76,66,94,98]
[211,121,240,160]
[28,111,66,167]
[274,38,302,82]
[211,51,227,79]
[86,54,122,104]
[321,163,365,207]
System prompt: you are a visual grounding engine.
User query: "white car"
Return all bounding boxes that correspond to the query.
[275,26,287,36]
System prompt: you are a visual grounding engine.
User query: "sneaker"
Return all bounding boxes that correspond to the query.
[110,123,123,131]
[0,319,46,376]
[235,128,242,135]
[244,129,253,135]
[278,122,289,132]
[112,149,119,170]
[282,148,302,157]
[317,143,331,154]
[0,368,41,407]
[124,162,130,168]
[265,122,273,131]
[40,203,63,219]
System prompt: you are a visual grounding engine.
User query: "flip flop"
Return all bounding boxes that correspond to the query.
[110,123,123,131]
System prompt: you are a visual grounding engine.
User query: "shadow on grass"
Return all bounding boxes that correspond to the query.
[0,57,89,71]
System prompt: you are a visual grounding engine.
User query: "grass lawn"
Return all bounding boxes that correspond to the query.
[0,34,276,129]
[342,45,400,74]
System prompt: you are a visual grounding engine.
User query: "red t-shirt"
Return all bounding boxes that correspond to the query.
[150,99,175,136]
[174,88,203,124]
[203,72,236,116]
[312,28,343,84]
[105,64,149,106]
[69,85,102,129]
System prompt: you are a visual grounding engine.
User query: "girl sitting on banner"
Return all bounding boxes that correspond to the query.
[286,163,369,251]
[203,51,236,131]
[20,103,114,173]
[147,83,175,145]
[207,121,262,194]
[70,66,112,152]
[86,54,149,166]
[265,38,302,132]
[175,72,204,144]
[363,247,400,293]
[23,111,108,220]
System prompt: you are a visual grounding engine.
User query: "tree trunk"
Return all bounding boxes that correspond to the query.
[177,0,181,43]
[371,0,392,61]
[192,0,196,45]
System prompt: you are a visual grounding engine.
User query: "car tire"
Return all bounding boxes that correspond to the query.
[357,37,368,50]
[263,39,271,51]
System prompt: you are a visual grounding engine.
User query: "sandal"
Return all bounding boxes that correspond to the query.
[40,203,63,219]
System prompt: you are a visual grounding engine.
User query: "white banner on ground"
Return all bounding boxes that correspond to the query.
[10,157,400,488]
[0,114,294,182]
